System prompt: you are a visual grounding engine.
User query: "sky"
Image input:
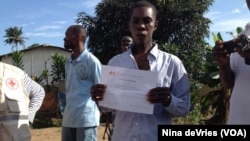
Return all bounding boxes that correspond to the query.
[1,0,250,55]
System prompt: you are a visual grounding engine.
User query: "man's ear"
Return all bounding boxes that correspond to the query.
[154,21,159,31]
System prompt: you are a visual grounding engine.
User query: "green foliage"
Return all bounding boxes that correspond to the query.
[77,0,213,65]
[212,32,223,42]
[3,26,28,51]
[226,26,243,39]
[197,43,225,124]
[40,70,51,92]
[198,45,220,87]
[83,0,132,64]
[197,27,246,124]
[236,27,243,34]
[200,89,228,124]
[33,75,44,85]
[217,32,223,41]
[50,53,67,85]
[11,51,24,70]
[188,91,204,124]
[160,42,204,124]
[75,11,96,32]
[34,53,67,92]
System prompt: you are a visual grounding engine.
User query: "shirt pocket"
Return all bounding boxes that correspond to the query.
[5,92,21,113]
[78,65,90,80]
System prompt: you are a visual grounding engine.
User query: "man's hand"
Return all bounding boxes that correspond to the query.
[212,40,230,66]
[147,87,171,106]
[91,84,107,101]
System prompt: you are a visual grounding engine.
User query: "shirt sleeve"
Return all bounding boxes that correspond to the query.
[23,73,45,123]
[163,58,191,117]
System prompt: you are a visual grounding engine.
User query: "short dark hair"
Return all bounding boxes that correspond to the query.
[130,0,157,20]
[121,36,133,43]
[68,25,87,37]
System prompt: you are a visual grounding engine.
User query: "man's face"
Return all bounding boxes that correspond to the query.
[129,6,157,45]
[121,38,133,52]
[63,29,77,50]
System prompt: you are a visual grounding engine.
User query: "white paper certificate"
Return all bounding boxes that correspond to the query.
[99,65,158,114]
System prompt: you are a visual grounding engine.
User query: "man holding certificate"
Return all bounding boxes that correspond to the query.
[91,1,191,141]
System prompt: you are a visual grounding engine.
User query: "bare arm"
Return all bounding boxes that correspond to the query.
[218,62,235,89]
[212,40,235,89]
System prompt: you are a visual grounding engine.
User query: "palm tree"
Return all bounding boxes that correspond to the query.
[3,26,28,51]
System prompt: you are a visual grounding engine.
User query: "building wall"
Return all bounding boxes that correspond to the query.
[0,46,71,85]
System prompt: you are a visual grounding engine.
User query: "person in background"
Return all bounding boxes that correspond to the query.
[61,25,102,141]
[90,1,190,141]
[104,35,133,140]
[120,36,133,52]
[0,62,45,141]
[212,21,250,124]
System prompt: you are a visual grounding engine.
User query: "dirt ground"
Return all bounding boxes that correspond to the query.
[31,123,110,141]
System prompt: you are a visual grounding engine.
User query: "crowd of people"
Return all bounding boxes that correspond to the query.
[1,0,250,141]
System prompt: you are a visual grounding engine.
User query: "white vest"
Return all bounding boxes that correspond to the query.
[0,62,29,122]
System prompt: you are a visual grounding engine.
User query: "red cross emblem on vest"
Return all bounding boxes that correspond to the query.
[6,78,19,90]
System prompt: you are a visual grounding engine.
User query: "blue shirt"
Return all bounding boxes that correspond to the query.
[107,43,190,141]
[62,49,101,127]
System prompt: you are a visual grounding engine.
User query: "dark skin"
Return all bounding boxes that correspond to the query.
[212,35,250,89]
[121,36,133,52]
[64,25,86,60]
[91,6,171,106]
[212,40,234,89]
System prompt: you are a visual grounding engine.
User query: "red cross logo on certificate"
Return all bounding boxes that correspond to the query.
[109,71,116,76]
[6,78,19,90]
